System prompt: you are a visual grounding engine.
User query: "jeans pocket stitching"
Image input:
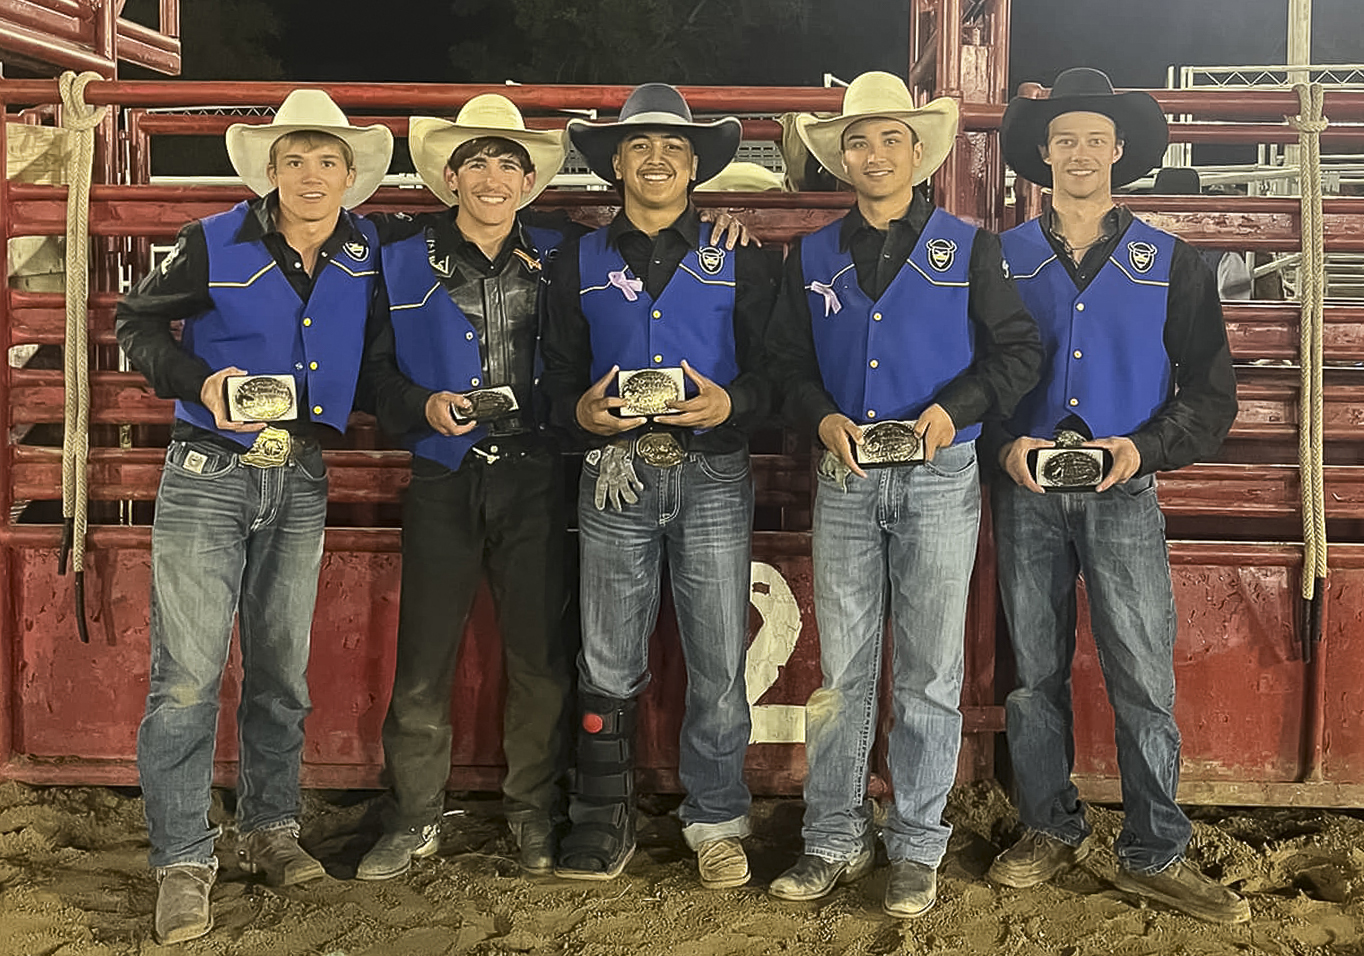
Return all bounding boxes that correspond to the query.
[696,456,750,483]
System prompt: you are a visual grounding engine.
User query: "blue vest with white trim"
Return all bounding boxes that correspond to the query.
[1001,216,1174,439]
[577,227,738,393]
[174,201,377,446]
[383,222,565,471]
[800,207,980,441]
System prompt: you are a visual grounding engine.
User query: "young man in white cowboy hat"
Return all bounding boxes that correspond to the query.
[115,89,392,943]
[988,67,1244,923]
[354,93,582,881]
[540,82,780,887]
[765,71,1041,918]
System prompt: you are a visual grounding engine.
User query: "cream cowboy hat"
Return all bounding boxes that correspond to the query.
[409,94,567,208]
[225,89,394,207]
[797,72,959,186]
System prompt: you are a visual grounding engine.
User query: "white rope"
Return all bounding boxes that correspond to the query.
[56,71,106,618]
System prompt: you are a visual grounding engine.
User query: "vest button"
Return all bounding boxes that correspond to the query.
[1076,302,1085,312]
[652,310,662,319]
[313,405,323,414]
[303,318,312,327]
[309,361,319,370]
[489,445,499,454]
[465,331,474,340]
[866,409,877,419]
[873,312,883,321]
[869,359,879,368]
[1069,398,1079,407]
[471,377,481,386]
[653,354,663,364]
[1073,350,1082,359]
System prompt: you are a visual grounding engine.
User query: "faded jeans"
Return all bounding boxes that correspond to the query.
[137,436,326,869]
[803,440,980,867]
[992,474,1191,874]
[577,447,753,848]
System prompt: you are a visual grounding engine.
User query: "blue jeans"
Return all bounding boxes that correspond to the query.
[992,475,1191,874]
[137,436,327,869]
[803,441,980,867]
[577,446,753,847]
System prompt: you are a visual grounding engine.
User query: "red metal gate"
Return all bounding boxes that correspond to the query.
[6,25,1364,804]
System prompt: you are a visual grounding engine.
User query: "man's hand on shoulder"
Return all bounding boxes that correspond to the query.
[699,208,760,249]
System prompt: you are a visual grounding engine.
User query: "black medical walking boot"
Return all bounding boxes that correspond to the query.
[554,694,638,881]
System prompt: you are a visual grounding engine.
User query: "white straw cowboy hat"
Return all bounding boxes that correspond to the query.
[226,89,393,208]
[797,71,959,186]
[567,83,742,187]
[409,94,567,208]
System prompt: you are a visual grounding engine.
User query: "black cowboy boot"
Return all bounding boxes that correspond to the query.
[554,694,637,880]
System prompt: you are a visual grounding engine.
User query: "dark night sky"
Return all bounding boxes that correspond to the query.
[249,0,1364,91]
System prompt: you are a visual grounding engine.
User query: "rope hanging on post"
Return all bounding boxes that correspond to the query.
[1290,82,1328,656]
[56,70,107,644]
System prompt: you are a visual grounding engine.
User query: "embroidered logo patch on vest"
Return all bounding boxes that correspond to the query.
[1128,240,1158,274]
[926,237,957,272]
[697,246,725,276]
[426,233,452,278]
[344,239,369,263]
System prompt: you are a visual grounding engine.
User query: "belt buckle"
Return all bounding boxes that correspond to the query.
[240,426,292,468]
[635,432,684,468]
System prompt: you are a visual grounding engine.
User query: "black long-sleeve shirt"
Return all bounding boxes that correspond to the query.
[984,205,1238,475]
[114,193,377,442]
[767,191,1042,437]
[540,205,781,454]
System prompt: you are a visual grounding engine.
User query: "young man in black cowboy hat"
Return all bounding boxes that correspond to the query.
[541,82,780,887]
[988,67,1245,924]
[765,71,1041,919]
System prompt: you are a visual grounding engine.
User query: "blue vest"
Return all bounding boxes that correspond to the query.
[1001,216,1174,439]
[176,202,377,446]
[577,227,739,394]
[383,222,565,471]
[801,207,980,441]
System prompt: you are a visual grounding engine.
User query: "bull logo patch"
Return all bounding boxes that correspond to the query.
[926,237,957,272]
[697,245,725,276]
[1128,241,1158,274]
[344,239,369,262]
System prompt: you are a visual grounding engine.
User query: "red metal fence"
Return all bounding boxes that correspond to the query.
[6,74,1364,805]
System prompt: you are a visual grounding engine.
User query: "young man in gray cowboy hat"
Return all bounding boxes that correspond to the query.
[354,93,581,880]
[540,82,780,886]
[115,89,392,943]
[987,67,1245,924]
[765,71,1041,918]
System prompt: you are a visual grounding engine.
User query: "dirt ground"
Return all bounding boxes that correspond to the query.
[1,779,1362,956]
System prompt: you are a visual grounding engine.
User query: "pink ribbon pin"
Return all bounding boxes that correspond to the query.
[608,269,644,302]
[808,280,842,317]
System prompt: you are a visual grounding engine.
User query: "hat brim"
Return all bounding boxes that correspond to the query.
[796,97,960,187]
[567,115,742,187]
[1000,90,1169,188]
[225,121,394,208]
[408,116,567,208]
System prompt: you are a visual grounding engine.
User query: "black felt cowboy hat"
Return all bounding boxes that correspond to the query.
[567,83,742,187]
[1000,67,1169,188]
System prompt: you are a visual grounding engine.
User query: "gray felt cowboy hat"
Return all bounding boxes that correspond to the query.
[1000,67,1169,188]
[409,93,567,208]
[226,89,394,207]
[567,83,742,187]
[796,71,960,186]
